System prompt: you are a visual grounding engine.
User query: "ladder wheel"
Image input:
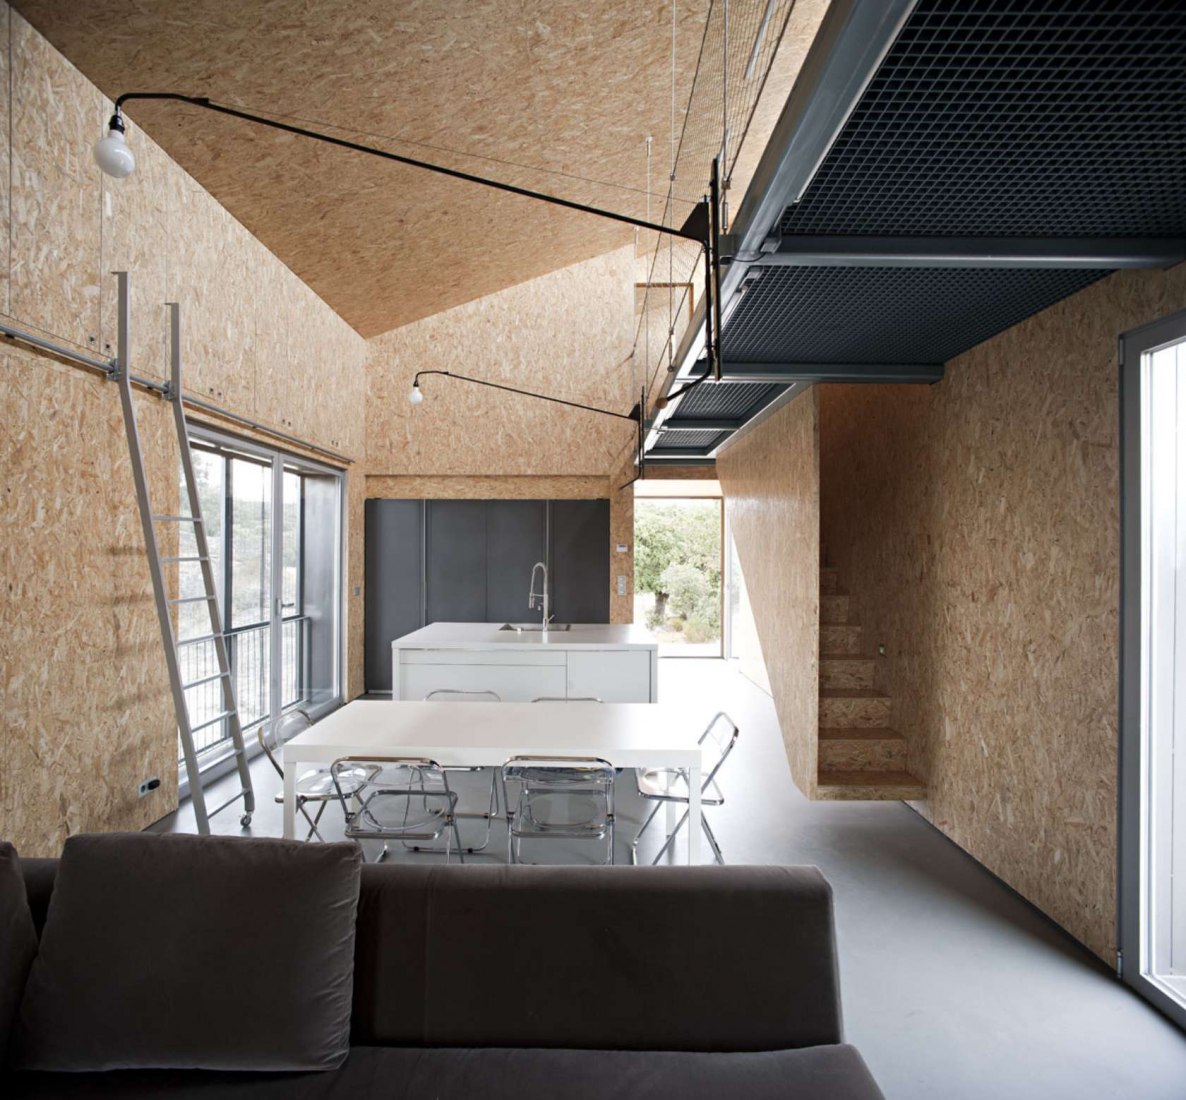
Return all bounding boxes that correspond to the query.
[240,813,252,827]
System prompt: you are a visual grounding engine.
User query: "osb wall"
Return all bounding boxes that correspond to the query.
[818,264,1186,963]
[0,5,368,854]
[365,247,636,478]
[717,389,819,796]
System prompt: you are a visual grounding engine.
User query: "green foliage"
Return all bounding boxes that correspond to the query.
[634,502,721,597]
[634,500,722,643]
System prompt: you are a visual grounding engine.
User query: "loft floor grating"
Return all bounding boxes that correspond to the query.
[673,382,785,419]
[780,0,1186,237]
[721,266,1108,364]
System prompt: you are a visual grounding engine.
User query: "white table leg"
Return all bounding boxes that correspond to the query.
[283,759,297,840]
[687,765,702,864]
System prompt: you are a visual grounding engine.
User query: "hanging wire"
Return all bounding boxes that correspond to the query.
[628,0,800,405]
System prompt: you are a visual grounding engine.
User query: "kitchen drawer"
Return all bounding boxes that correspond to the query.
[400,663,568,702]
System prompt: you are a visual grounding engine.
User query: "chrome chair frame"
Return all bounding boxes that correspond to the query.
[502,755,615,865]
[257,707,368,842]
[332,755,463,864]
[497,697,606,811]
[629,711,738,866]
[413,688,502,855]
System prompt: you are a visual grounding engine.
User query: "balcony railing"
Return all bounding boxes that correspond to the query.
[178,615,310,759]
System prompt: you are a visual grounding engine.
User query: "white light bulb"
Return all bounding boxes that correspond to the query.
[94,126,135,178]
[409,384,423,405]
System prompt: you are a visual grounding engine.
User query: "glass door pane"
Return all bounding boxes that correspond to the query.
[177,448,225,756]
[1141,336,1186,1005]
[228,456,271,733]
[633,498,723,657]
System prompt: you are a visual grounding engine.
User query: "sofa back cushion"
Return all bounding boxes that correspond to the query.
[0,842,38,1066]
[13,832,361,1072]
[351,863,843,1052]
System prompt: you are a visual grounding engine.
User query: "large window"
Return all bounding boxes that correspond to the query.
[176,433,343,767]
[1121,312,1186,1029]
[633,495,723,657]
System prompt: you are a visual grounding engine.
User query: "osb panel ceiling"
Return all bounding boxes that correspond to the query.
[14,0,716,337]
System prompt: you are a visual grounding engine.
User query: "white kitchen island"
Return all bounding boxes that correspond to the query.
[391,622,659,702]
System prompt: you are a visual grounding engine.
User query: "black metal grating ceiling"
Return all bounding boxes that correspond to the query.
[652,428,730,450]
[780,0,1186,237]
[675,381,784,418]
[722,266,1108,364]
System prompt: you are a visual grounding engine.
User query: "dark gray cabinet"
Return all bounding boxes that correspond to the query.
[485,500,547,623]
[364,499,423,693]
[364,498,611,693]
[425,501,488,623]
[549,499,611,625]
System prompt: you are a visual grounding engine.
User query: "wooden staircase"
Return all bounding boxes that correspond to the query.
[816,566,926,800]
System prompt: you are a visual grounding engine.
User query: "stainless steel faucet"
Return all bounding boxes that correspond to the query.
[528,561,550,629]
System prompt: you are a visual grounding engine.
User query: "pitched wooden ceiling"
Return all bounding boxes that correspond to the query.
[14,0,713,336]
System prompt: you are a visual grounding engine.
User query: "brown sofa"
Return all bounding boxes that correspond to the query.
[3,836,884,1098]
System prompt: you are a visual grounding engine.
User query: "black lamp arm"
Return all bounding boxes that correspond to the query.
[412,370,639,422]
[111,92,709,246]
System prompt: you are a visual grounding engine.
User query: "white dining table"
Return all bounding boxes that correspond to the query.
[282,699,706,862]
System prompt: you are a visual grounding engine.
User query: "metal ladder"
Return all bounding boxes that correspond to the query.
[113,271,254,834]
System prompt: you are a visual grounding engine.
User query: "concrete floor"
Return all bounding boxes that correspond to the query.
[156,659,1186,1099]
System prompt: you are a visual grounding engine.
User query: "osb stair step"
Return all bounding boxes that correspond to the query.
[820,566,839,594]
[820,623,862,655]
[819,727,907,772]
[819,689,890,729]
[815,768,927,801]
[820,592,850,624]
[819,657,875,690]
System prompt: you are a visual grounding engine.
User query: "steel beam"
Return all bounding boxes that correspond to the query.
[721,362,944,384]
[748,236,1186,269]
[645,0,918,454]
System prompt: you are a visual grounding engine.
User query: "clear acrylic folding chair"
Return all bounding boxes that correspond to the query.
[630,711,738,866]
[331,755,463,863]
[502,756,615,865]
[417,688,501,854]
[257,708,369,841]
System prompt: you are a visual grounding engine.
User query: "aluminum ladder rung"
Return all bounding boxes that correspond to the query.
[162,555,208,564]
[168,594,217,604]
[176,632,221,646]
[182,671,230,690]
[152,513,202,523]
[189,710,234,733]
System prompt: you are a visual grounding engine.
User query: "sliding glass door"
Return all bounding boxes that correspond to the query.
[177,432,342,773]
[1120,310,1186,1029]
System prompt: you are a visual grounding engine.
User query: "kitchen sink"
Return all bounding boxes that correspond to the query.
[499,623,572,632]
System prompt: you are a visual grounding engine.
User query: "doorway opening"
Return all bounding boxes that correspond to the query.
[1121,310,1186,1030]
[633,485,723,658]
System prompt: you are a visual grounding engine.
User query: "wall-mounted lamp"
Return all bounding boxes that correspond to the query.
[90,92,723,384]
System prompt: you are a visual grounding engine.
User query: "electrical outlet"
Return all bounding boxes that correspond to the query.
[138,777,161,798]
[617,575,627,596]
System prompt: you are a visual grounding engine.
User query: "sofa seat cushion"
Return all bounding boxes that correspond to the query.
[2,1043,884,1099]
[14,833,362,1073]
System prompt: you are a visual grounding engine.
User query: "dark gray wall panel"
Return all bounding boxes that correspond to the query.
[426,500,487,624]
[486,501,546,624]
[549,500,610,624]
[364,500,423,693]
